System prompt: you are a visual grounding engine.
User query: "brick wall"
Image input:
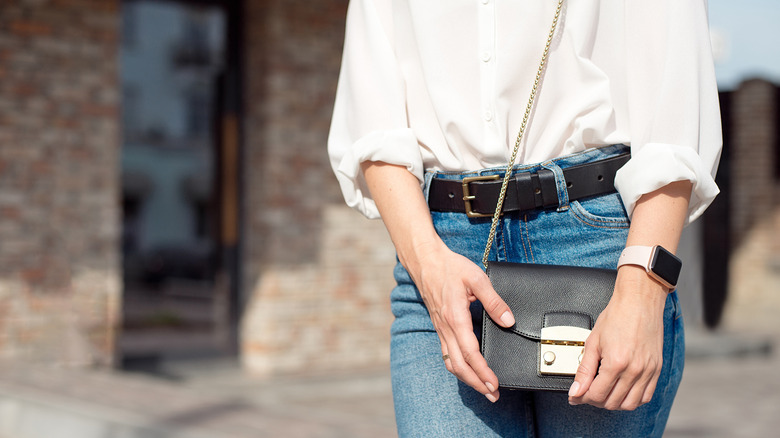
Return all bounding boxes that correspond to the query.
[240,0,397,375]
[722,78,780,332]
[729,79,779,245]
[0,0,121,365]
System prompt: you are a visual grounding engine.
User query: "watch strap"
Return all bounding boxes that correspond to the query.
[616,245,654,272]
[617,245,680,290]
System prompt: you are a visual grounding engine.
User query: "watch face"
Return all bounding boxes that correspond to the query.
[650,246,682,288]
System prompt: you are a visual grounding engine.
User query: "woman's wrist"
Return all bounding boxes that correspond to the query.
[397,235,448,278]
[617,180,691,307]
[613,265,669,308]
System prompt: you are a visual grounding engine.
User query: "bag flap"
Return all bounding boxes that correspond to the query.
[486,262,616,340]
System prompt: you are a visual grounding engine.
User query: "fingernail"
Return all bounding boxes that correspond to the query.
[485,393,498,403]
[500,311,515,327]
[485,382,496,393]
[568,381,580,397]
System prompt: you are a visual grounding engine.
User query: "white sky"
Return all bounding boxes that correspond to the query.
[709,0,780,90]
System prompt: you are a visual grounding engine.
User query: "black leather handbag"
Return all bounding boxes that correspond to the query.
[475,0,616,391]
[481,262,615,391]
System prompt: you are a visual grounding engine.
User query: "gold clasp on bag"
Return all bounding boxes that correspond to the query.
[539,326,590,376]
[462,175,500,218]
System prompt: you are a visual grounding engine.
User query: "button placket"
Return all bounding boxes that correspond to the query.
[478,0,496,130]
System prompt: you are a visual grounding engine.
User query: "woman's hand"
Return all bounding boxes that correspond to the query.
[360,161,514,403]
[408,240,515,403]
[568,179,692,411]
[567,265,668,410]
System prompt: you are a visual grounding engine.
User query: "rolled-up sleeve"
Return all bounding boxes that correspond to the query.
[327,0,422,219]
[614,0,722,224]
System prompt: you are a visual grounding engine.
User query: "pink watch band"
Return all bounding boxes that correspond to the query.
[616,245,655,271]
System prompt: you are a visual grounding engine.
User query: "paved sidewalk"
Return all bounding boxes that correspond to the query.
[0,361,396,438]
[1,332,777,438]
[666,331,779,437]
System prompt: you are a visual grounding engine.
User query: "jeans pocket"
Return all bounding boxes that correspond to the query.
[568,193,630,229]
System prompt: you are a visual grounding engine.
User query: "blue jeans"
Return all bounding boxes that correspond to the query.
[390,145,685,437]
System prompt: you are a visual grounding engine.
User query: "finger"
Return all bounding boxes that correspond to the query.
[427,306,454,374]
[601,373,639,410]
[640,365,662,406]
[440,330,498,402]
[450,309,500,397]
[436,331,453,374]
[577,353,625,407]
[619,374,652,411]
[606,354,654,409]
[615,352,661,410]
[569,336,600,401]
[440,303,500,401]
[468,273,515,328]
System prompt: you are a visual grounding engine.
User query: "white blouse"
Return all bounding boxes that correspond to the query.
[328,0,722,224]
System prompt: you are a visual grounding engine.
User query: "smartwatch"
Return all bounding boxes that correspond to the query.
[617,245,682,290]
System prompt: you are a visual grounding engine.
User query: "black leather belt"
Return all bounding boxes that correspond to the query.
[428,153,630,218]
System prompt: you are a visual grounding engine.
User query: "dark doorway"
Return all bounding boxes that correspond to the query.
[118,0,242,369]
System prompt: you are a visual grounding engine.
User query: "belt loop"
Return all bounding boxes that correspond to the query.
[423,171,436,205]
[514,172,536,211]
[541,161,569,212]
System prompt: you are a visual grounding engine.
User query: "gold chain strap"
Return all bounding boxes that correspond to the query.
[481,0,565,269]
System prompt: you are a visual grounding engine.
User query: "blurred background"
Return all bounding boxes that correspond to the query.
[0,0,777,437]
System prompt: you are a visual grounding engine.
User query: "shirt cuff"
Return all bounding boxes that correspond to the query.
[334,128,423,219]
[614,143,720,225]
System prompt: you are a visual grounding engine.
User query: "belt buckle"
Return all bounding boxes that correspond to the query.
[461,175,500,218]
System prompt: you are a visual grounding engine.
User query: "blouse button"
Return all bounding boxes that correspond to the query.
[481,51,492,62]
[481,0,490,5]
[483,110,493,121]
